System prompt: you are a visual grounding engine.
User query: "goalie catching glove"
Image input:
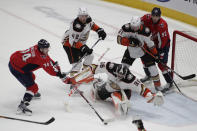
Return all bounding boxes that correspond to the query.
[146,91,164,106]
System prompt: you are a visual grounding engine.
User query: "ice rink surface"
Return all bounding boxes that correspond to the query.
[0,0,197,130]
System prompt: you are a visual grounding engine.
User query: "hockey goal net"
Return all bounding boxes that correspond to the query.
[171,30,197,87]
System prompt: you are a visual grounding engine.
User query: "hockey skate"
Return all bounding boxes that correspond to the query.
[161,83,174,95]
[140,75,151,83]
[16,101,32,116]
[32,92,41,100]
[155,86,163,92]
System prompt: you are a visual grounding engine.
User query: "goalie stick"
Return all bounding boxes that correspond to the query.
[0,115,55,125]
[75,88,114,125]
[142,47,196,80]
[97,47,110,62]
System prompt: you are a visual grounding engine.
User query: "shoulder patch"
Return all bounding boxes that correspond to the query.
[138,25,151,37]
[86,16,92,23]
[122,23,133,32]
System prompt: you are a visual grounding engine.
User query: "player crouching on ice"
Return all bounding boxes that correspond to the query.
[8,39,67,115]
[64,62,164,115]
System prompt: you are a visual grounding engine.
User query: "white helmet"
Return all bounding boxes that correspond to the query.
[78,7,88,16]
[130,16,141,28]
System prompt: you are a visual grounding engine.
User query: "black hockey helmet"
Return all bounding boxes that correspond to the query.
[38,39,50,49]
[151,7,161,17]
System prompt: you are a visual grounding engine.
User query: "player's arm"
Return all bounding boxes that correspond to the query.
[140,14,151,25]
[117,23,132,46]
[139,26,158,55]
[158,22,170,49]
[91,19,106,40]
[42,57,62,77]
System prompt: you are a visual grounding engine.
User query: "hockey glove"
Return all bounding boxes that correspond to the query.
[57,71,66,78]
[80,45,93,55]
[97,28,106,40]
[57,72,71,84]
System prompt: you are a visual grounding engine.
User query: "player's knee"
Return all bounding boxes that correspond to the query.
[148,65,159,77]
[26,84,38,94]
[144,61,155,68]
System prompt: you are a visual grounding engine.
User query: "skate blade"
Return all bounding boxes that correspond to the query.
[16,109,32,116]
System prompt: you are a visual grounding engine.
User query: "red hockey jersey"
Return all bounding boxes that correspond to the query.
[10,45,59,76]
[141,14,170,50]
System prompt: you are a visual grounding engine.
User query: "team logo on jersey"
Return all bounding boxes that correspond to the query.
[126,74,133,80]
[160,23,164,28]
[75,23,82,29]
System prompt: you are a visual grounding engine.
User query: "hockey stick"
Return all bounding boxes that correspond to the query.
[67,38,102,75]
[75,88,113,125]
[142,47,196,80]
[97,48,110,62]
[0,115,55,125]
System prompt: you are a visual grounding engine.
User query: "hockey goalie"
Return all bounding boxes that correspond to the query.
[64,62,164,115]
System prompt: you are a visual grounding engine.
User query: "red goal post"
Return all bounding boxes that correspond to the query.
[171,30,197,81]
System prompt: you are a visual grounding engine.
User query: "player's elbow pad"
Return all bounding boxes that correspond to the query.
[117,36,130,46]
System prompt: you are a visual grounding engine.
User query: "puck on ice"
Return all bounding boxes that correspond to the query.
[104,122,108,125]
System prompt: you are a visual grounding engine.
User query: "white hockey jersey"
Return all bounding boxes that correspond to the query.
[94,62,146,95]
[62,17,98,46]
[118,23,155,58]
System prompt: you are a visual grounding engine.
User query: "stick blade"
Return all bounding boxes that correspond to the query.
[182,74,196,80]
[44,117,55,125]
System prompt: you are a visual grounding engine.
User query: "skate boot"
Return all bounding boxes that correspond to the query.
[140,67,151,83]
[17,101,32,116]
[140,75,151,83]
[33,92,41,99]
[161,83,174,94]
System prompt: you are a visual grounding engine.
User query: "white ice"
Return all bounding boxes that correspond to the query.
[0,0,197,130]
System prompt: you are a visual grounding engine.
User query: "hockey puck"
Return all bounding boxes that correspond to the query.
[104,122,108,125]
